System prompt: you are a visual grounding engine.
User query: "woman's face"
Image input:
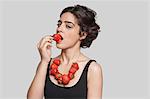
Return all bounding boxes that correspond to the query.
[56,12,81,49]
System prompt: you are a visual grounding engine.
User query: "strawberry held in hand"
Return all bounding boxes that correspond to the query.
[53,34,63,43]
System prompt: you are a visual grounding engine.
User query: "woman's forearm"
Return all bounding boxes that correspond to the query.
[27,61,49,99]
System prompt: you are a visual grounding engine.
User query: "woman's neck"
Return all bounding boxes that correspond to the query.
[60,48,81,65]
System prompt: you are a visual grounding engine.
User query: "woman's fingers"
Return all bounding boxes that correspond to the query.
[42,41,52,50]
[37,35,53,49]
[36,35,54,63]
[40,38,52,48]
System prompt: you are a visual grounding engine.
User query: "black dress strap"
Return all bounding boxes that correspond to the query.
[46,58,52,77]
[85,60,96,69]
[86,60,96,65]
[48,58,52,67]
[83,59,96,76]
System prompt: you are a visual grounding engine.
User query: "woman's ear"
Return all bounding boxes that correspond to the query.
[79,32,87,40]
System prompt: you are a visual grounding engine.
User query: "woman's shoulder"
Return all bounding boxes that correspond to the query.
[89,61,102,71]
[87,59,103,78]
[81,54,102,75]
[77,54,102,72]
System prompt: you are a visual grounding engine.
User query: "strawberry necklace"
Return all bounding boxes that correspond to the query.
[49,54,80,86]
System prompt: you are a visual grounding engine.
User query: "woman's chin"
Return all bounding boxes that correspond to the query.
[56,44,71,50]
[56,43,65,49]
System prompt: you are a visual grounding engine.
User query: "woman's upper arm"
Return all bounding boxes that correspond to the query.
[87,62,103,99]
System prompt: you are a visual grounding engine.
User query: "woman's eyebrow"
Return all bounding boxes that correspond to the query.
[58,20,62,23]
[58,20,75,26]
[64,21,75,26]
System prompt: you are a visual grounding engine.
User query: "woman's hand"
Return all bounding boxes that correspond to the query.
[37,35,53,63]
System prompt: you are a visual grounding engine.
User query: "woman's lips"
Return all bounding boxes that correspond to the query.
[52,34,63,43]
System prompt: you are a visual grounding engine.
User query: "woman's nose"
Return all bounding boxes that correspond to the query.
[57,24,63,33]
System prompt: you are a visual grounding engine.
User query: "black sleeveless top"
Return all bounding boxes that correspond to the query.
[44,59,96,99]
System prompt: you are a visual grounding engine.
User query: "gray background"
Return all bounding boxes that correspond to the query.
[0,0,149,99]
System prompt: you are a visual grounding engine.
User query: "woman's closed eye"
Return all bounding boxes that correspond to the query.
[57,22,73,29]
[66,25,72,29]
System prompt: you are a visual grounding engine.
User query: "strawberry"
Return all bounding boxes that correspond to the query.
[53,34,62,43]
[50,63,58,69]
[72,63,79,70]
[68,72,74,80]
[69,67,77,74]
[49,68,58,76]
[55,73,62,80]
[53,59,61,65]
[62,74,70,85]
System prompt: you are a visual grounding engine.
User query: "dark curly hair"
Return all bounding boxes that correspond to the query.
[60,5,100,48]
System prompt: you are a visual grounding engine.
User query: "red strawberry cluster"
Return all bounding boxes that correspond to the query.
[52,34,63,43]
[49,58,79,85]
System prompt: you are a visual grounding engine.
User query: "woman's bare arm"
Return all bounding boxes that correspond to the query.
[87,62,103,99]
[27,35,53,99]
[27,61,49,99]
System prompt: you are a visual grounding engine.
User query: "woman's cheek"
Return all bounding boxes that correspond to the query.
[69,36,77,42]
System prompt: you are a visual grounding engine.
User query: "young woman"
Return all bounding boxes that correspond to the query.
[27,5,103,99]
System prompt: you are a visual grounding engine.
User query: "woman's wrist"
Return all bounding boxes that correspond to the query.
[40,60,50,65]
[36,60,49,73]
[40,57,51,64]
